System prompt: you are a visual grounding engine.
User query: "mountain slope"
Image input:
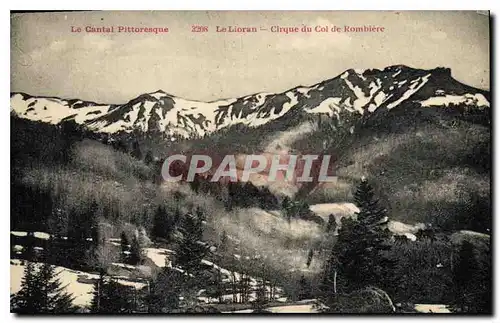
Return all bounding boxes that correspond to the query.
[11,65,490,140]
[10,65,491,230]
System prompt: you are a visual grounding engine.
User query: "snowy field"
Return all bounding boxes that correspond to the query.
[11,230,285,308]
[10,259,146,307]
[223,303,317,313]
[414,304,451,313]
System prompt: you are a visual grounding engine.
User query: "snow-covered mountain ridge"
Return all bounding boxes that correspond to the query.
[10,65,490,139]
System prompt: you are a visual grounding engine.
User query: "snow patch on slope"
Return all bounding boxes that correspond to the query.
[341,74,380,114]
[296,87,312,98]
[248,92,298,127]
[419,93,490,108]
[305,97,342,117]
[10,260,146,307]
[11,94,110,124]
[387,74,431,109]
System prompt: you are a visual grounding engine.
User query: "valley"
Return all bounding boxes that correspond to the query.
[10,64,491,314]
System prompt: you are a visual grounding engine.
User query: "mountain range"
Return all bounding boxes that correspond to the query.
[9,63,492,314]
[10,65,490,141]
[10,65,491,231]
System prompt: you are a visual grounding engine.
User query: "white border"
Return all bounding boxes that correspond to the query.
[3,1,497,323]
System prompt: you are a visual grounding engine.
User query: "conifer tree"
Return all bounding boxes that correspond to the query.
[189,174,202,193]
[281,196,292,223]
[451,241,491,313]
[195,206,206,222]
[145,268,182,313]
[128,234,143,265]
[11,262,38,313]
[144,150,154,165]
[453,241,476,311]
[174,212,208,276]
[90,270,106,313]
[24,231,36,261]
[214,269,225,304]
[321,179,394,300]
[152,205,173,241]
[131,140,142,160]
[239,274,252,303]
[173,212,209,305]
[91,270,135,313]
[66,208,91,268]
[36,264,75,312]
[306,248,314,268]
[219,230,228,254]
[11,262,76,313]
[298,275,312,300]
[282,198,311,223]
[254,279,267,309]
[326,214,337,232]
[120,231,130,263]
[90,222,99,249]
[48,206,69,239]
[475,246,492,314]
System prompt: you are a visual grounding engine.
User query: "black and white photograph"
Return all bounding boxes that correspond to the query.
[9,10,491,314]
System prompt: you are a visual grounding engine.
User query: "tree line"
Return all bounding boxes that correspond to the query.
[10,157,491,314]
[315,179,491,313]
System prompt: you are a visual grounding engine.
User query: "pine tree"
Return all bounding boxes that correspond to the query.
[24,231,36,261]
[213,231,228,304]
[326,214,337,232]
[321,179,394,300]
[174,212,208,276]
[453,241,476,312]
[282,198,311,223]
[11,262,39,313]
[225,182,236,211]
[84,215,102,269]
[91,270,135,313]
[239,274,252,303]
[152,205,173,241]
[90,222,99,249]
[131,140,142,160]
[90,270,106,313]
[259,186,279,210]
[189,173,202,193]
[114,138,129,154]
[475,246,492,314]
[281,196,291,210]
[219,230,228,254]
[128,234,143,265]
[281,196,292,223]
[254,279,267,309]
[144,150,154,165]
[48,206,69,239]
[145,268,182,313]
[451,241,491,313]
[107,279,135,313]
[11,262,76,313]
[66,207,93,268]
[172,212,209,306]
[195,206,206,222]
[36,264,76,313]
[214,269,225,304]
[298,275,312,300]
[60,120,82,162]
[306,248,314,268]
[120,231,130,263]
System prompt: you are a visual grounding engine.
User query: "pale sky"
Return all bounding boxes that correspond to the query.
[11,11,489,103]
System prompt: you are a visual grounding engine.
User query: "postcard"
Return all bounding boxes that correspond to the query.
[10,10,491,314]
